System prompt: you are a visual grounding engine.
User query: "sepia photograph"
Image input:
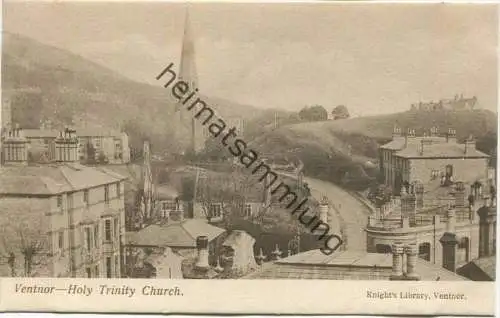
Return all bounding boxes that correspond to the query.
[0,1,497,315]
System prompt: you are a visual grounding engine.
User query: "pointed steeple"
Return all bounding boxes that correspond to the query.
[179,8,198,91]
[177,7,205,155]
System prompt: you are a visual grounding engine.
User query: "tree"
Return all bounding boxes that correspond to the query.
[331,105,350,120]
[298,105,328,122]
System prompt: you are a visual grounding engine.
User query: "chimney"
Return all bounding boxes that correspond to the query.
[319,196,329,224]
[390,242,405,280]
[392,124,402,140]
[446,128,457,143]
[2,128,29,165]
[464,135,476,154]
[439,208,459,272]
[55,128,78,162]
[477,198,497,258]
[414,182,424,209]
[430,126,439,137]
[404,242,420,280]
[401,186,416,226]
[195,236,210,271]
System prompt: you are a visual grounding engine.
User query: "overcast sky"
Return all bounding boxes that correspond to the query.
[3,2,498,115]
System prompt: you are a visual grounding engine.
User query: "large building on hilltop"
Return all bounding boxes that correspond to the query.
[410,95,479,112]
[0,127,127,278]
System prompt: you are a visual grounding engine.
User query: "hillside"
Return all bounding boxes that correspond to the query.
[2,31,263,154]
[249,109,497,189]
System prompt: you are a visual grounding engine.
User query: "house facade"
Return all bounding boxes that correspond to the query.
[0,127,127,278]
[380,126,490,192]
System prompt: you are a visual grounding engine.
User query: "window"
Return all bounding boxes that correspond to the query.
[210,204,222,218]
[83,190,89,205]
[94,224,99,248]
[115,255,119,277]
[446,164,454,178]
[86,267,92,278]
[116,183,121,198]
[94,265,99,278]
[67,193,73,210]
[104,185,109,204]
[57,195,63,208]
[114,218,119,240]
[106,257,112,278]
[58,231,64,250]
[84,227,92,250]
[244,204,252,217]
[105,219,112,241]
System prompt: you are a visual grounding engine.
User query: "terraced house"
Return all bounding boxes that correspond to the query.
[0,127,127,278]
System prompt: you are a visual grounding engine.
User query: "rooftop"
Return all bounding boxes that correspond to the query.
[244,249,468,281]
[395,142,488,159]
[0,163,127,195]
[126,219,225,248]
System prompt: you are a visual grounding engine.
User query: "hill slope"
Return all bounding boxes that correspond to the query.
[2,31,263,153]
[250,109,497,189]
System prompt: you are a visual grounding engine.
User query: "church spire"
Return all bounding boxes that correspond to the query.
[179,8,198,91]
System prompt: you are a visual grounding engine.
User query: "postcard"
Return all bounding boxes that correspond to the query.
[0,1,497,315]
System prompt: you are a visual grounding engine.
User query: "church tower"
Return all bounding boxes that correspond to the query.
[141,140,154,223]
[178,9,206,155]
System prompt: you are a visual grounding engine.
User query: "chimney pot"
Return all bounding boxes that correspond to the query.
[404,243,420,280]
[390,242,405,280]
[195,236,210,270]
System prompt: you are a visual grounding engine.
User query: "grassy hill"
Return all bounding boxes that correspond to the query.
[249,109,497,189]
[2,31,263,154]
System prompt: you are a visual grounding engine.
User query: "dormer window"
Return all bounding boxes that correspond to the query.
[57,195,63,208]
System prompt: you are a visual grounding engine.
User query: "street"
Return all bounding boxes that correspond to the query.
[304,177,371,251]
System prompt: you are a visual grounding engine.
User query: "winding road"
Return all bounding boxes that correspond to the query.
[304,177,372,251]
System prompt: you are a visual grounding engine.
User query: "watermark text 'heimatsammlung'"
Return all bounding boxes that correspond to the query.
[156,62,343,255]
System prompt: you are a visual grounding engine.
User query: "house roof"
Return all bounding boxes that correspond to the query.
[22,129,59,138]
[126,219,225,248]
[395,142,489,159]
[471,257,496,280]
[243,249,468,281]
[380,136,448,151]
[75,128,123,137]
[0,163,127,195]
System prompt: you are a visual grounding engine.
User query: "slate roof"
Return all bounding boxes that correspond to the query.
[75,128,123,137]
[380,136,448,151]
[22,129,59,138]
[244,249,468,281]
[0,163,127,195]
[457,257,496,281]
[395,142,489,159]
[126,219,225,248]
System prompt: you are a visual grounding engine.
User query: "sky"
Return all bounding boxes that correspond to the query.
[3,2,498,115]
